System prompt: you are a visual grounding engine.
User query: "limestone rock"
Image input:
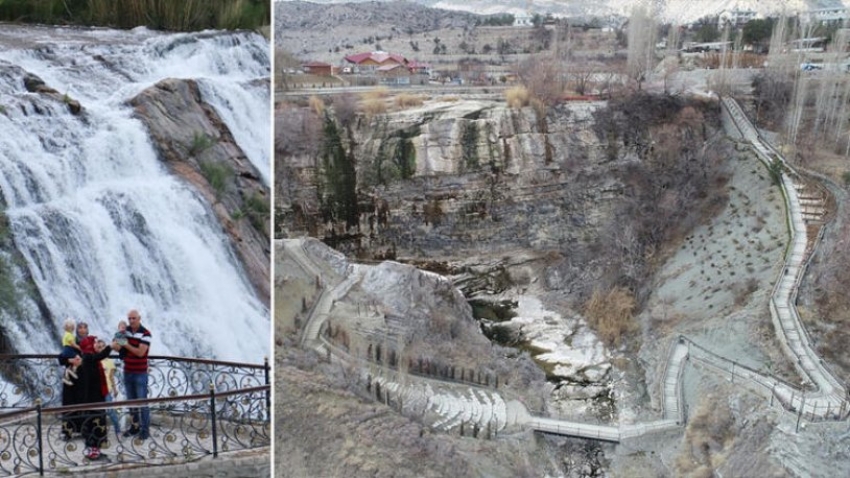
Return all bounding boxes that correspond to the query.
[279,98,616,262]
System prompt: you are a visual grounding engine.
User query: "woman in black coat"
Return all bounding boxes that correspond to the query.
[59,342,112,459]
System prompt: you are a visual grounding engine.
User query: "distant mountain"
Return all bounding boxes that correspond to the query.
[276,0,477,34]
[276,0,850,25]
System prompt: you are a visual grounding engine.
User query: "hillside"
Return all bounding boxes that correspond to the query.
[276,0,850,25]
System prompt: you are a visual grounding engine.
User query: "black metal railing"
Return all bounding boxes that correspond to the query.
[0,354,270,475]
[0,355,270,409]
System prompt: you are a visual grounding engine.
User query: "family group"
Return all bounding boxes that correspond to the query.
[57,309,152,461]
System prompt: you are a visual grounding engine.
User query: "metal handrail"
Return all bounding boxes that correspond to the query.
[0,383,269,476]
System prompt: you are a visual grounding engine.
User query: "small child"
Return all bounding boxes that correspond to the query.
[60,318,81,386]
[113,320,128,347]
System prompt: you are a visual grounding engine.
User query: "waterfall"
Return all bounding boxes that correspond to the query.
[0,26,269,362]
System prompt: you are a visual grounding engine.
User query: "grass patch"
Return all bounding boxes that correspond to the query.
[361,86,389,101]
[675,395,735,477]
[243,192,269,232]
[308,95,325,115]
[199,161,232,200]
[505,85,530,109]
[394,93,424,109]
[189,131,216,157]
[361,98,387,117]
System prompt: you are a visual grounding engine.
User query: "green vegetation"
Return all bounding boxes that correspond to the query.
[842,171,850,187]
[371,127,418,186]
[189,131,216,157]
[461,122,480,171]
[693,17,720,43]
[0,0,269,31]
[767,158,784,186]
[0,213,23,317]
[319,115,359,227]
[199,161,232,200]
[243,192,269,232]
[393,137,416,180]
[742,18,774,49]
[478,13,514,26]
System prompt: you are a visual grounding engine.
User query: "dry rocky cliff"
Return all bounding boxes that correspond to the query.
[280,98,612,257]
[278,93,727,301]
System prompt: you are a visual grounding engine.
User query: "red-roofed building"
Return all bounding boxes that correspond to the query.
[302,61,333,76]
[406,61,432,76]
[344,51,408,72]
[376,63,412,85]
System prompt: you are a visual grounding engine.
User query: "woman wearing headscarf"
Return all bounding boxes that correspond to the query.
[58,327,112,460]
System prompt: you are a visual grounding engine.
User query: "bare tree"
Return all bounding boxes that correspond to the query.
[626,5,658,90]
[567,65,598,96]
[331,93,358,129]
[275,48,303,91]
[516,54,565,108]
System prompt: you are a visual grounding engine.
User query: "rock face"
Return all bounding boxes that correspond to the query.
[131,79,270,305]
[279,98,620,267]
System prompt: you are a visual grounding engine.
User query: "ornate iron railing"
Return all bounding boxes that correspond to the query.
[0,355,270,475]
[0,355,270,410]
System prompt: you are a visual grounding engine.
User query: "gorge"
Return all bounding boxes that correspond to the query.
[277,84,850,475]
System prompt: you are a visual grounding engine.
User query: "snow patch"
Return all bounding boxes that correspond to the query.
[505,295,611,383]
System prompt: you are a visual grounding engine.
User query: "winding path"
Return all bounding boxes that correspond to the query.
[281,96,848,443]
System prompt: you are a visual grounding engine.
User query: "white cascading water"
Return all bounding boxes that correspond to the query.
[0,26,269,362]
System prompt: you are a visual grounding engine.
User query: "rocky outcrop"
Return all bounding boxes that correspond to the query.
[130,79,270,305]
[22,73,82,115]
[279,99,618,263]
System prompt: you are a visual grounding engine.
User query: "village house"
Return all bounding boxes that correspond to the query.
[342,51,431,85]
[377,63,412,85]
[343,51,407,73]
[302,61,333,76]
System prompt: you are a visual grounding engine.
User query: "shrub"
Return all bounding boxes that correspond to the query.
[394,93,424,109]
[675,395,735,476]
[189,131,216,156]
[505,86,530,108]
[361,98,387,117]
[308,95,325,115]
[361,86,389,101]
[199,161,232,200]
[582,287,637,347]
[244,192,269,232]
[842,170,850,187]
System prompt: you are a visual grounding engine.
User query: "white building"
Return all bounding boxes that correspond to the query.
[718,8,757,28]
[804,7,849,25]
[514,12,533,27]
